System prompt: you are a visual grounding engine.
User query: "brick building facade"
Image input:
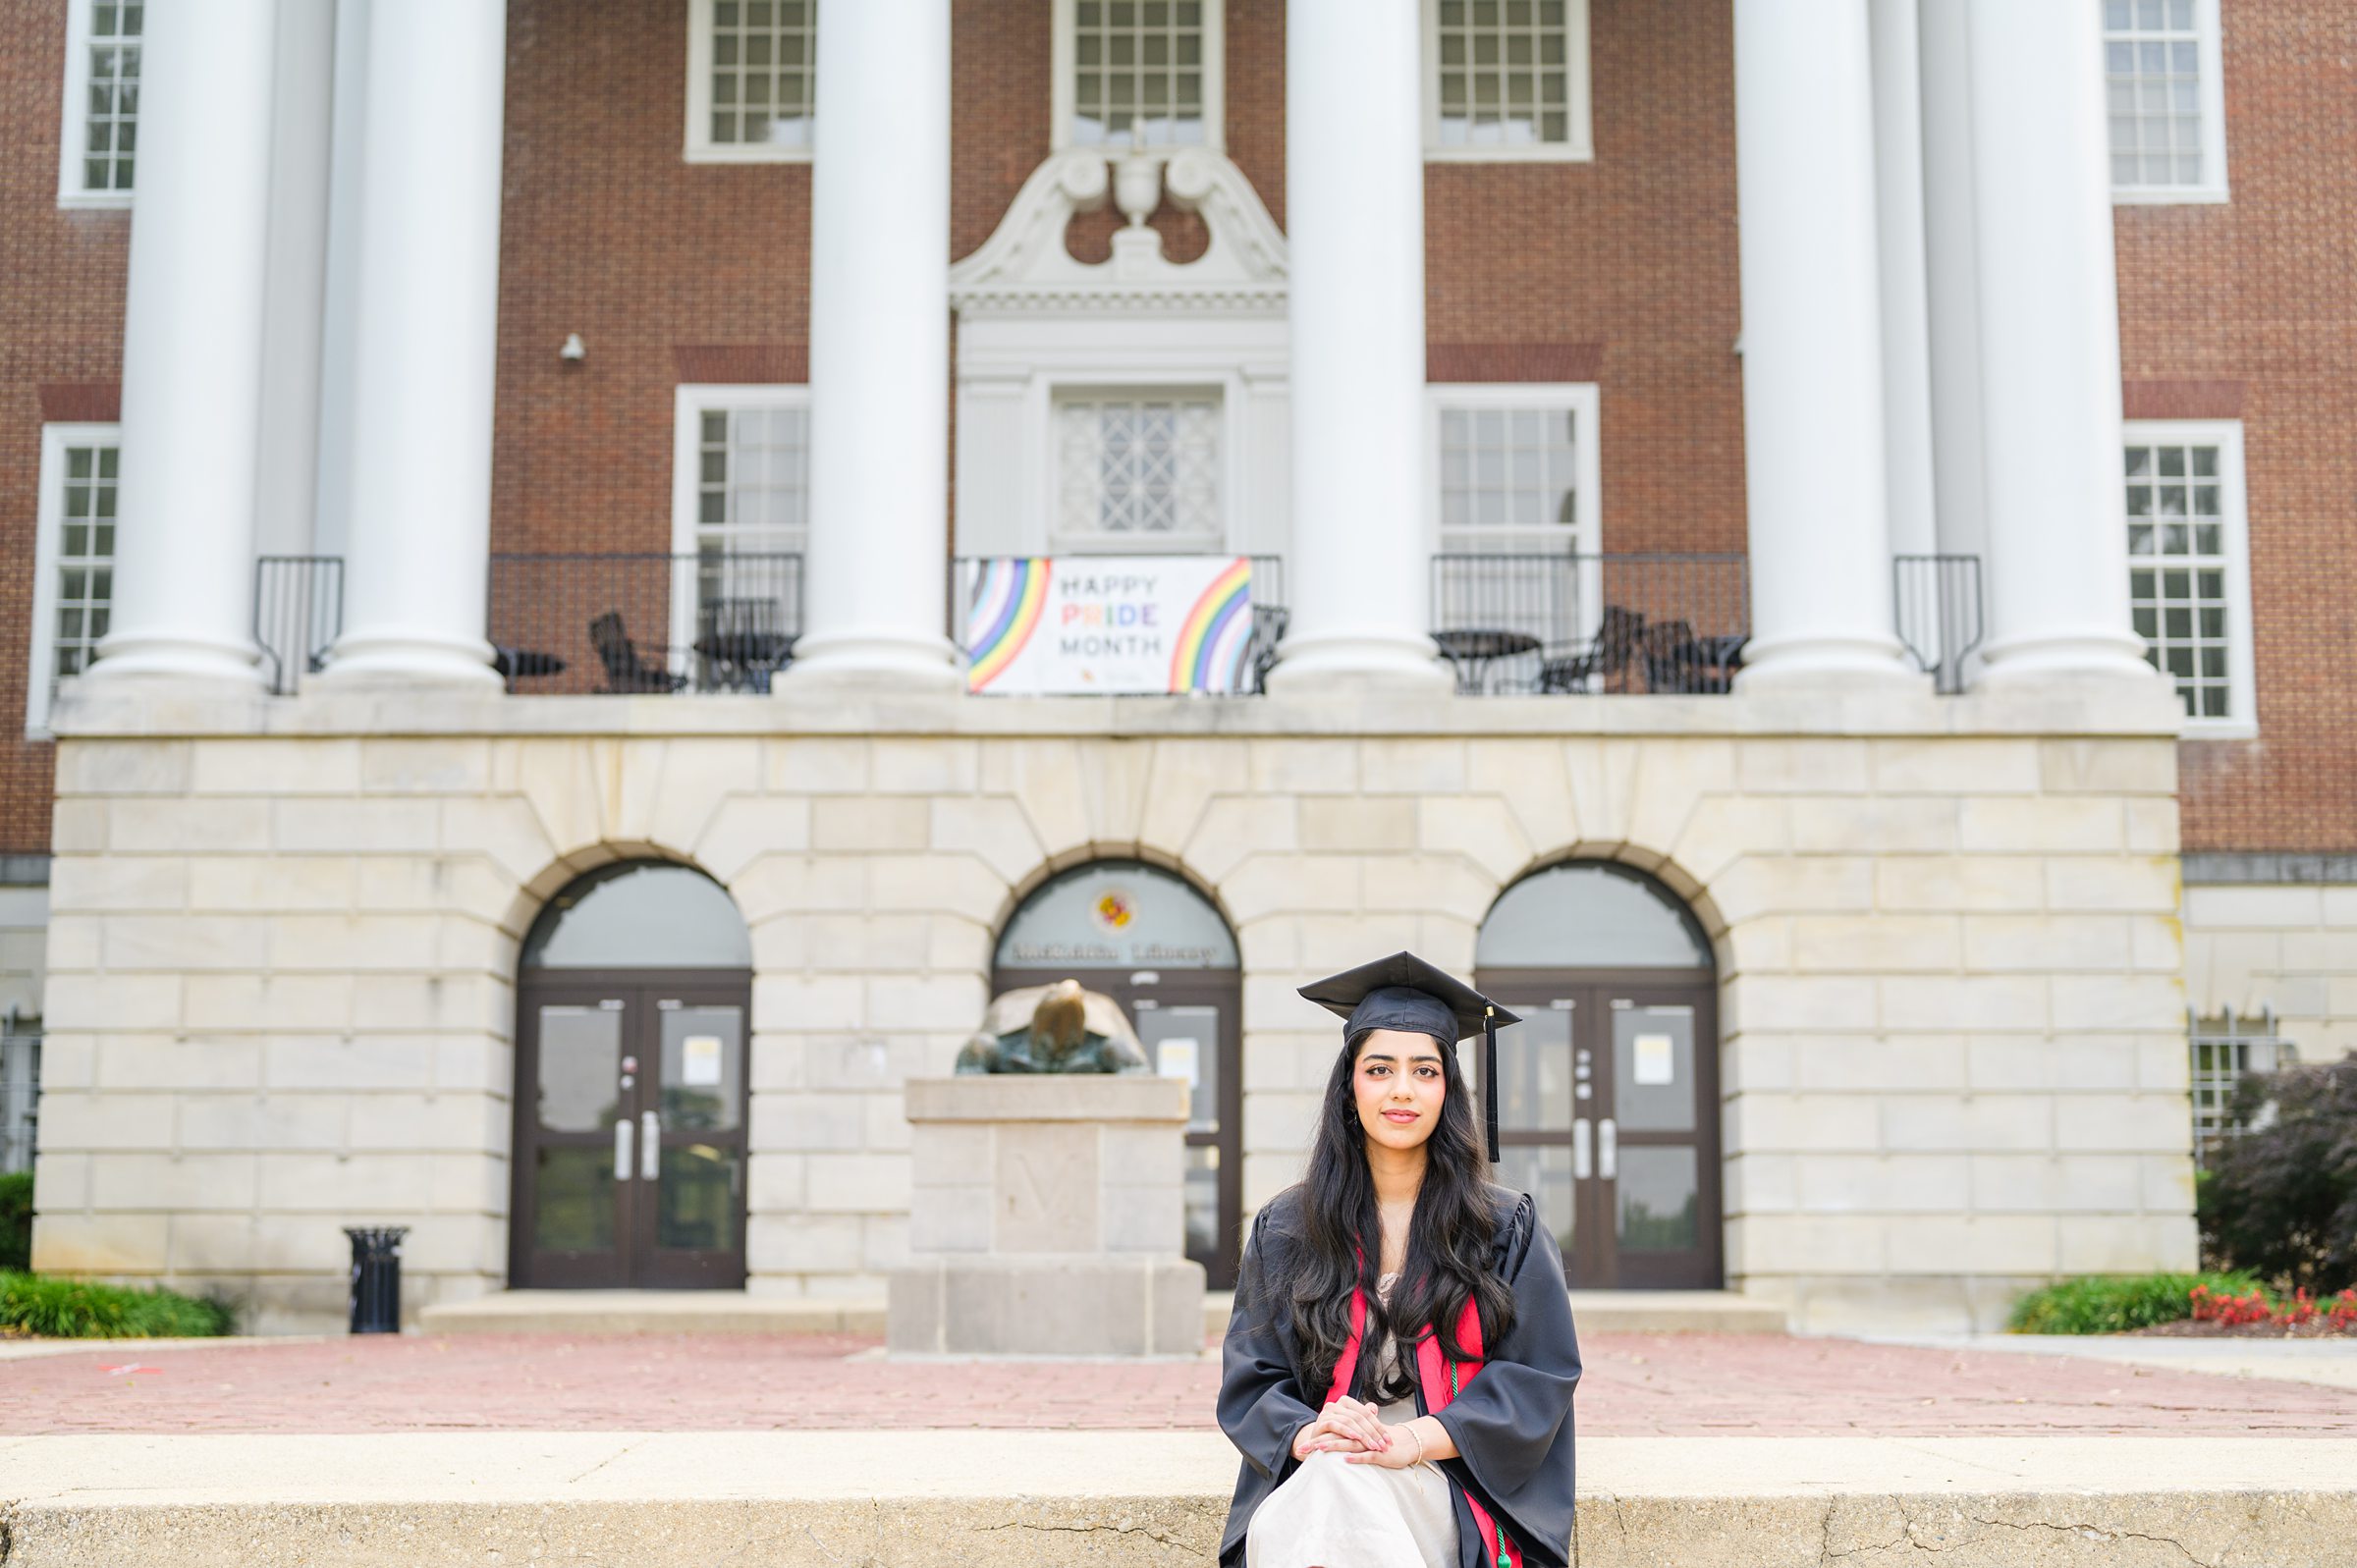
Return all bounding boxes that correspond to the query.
[3,0,2350,1330]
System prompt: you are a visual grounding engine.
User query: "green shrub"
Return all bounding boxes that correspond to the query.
[0,1270,233,1338]
[2007,1271,2265,1334]
[2201,1055,2357,1295]
[0,1170,30,1272]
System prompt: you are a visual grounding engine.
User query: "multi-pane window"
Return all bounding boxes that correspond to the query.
[27,429,120,734]
[2189,1008,2293,1167]
[1056,393,1222,548]
[51,444,118,687]
[696,406,807,556]
[1068,0,1208,149]
[2125,431,2246,724]
[1439,405,1584,554]
[60,0,142,202]
[690,0,816,158]
[2103,0,2225,197]
[1428,0,1591,158]
[675,394,807,691]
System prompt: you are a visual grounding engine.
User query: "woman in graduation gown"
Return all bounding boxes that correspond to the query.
[1218,952,1581,1568]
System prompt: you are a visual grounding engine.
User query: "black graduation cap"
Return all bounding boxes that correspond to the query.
[1299,951,1521,1162]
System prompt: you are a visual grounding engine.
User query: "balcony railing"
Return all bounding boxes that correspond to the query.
[952,555,1289,695]
[485,553,803,694]
[253,556,346,695]
[1892,554,1986,695]
[1430,553,1751,694]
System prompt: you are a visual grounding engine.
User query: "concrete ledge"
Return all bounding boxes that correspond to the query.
[3,1433,2348,1568]
[49,675,2187,741]
[414,1290,886,1336]
[904,1073,1190,1122]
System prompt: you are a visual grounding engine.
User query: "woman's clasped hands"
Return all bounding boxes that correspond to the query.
[1291,1395,1422,1468]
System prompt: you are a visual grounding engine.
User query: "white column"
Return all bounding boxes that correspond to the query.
[1916,0,1990,567]
[1265,0,1448,694]
[1964,0,2154,684]
[1870,0,1937,562]
[1730,0,1913,687]
[89,0,279,686]
[320,0,506,685]
[786,0,959,687]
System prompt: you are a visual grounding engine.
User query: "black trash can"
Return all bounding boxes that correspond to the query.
[344,1225,408,1334]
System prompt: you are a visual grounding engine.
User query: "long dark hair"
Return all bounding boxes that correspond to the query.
[1283,1028,1516,1403]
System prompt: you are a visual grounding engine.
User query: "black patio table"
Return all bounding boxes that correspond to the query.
[492,646,566,682]
[1432,627,1543,694]
[692,630,795,693]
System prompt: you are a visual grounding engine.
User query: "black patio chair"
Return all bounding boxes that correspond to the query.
[1538,606,1644,693]
[588,611,686,693]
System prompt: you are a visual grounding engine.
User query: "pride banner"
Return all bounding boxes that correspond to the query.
[964,556,1254,696]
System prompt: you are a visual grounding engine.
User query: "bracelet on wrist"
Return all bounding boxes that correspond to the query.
[1405,1423,1425,1465]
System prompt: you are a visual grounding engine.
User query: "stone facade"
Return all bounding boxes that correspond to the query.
[2180,872,2357,1065]
[32,681,2191,1334]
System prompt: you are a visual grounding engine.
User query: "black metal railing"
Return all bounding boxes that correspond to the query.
[1892,554,1985,695]
[484,553,803,694]
[253,556,345,695]
[1429,553,1751,695]
[950,554,1288,695]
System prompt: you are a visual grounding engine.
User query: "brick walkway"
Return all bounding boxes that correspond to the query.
[6,1331,2353,1435]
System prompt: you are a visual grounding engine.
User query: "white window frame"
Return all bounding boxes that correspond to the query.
[1425,383,1603,651]
[2123,417,2254,736]
[27,423,122,737]
[2107,0,2230,205]
[670,383,811,671]
[56,0,138,209]
[684,0,817,165]
[1424,382,1603,554]
[1422,0,1593,164]
[1052,0,1225,156]
[1044,376,1239,556]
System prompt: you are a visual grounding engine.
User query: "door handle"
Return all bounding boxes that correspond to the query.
[640,1109,661,1180]
[1572,1117,1593,1180]
[1599,1118,1617,1180]
[614,1117,632,1181]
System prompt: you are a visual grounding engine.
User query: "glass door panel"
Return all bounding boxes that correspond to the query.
[521,999,630,1284]
[640,998,747,1286]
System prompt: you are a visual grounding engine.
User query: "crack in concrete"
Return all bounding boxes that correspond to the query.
[563,1436,647,1486]
[1813,1493,2212,1566]
[979,1516,1189,1547]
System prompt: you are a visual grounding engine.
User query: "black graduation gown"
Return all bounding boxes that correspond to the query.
[1216,1185,1581,1568]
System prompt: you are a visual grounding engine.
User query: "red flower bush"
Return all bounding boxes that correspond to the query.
[2189,1281,2357,1330]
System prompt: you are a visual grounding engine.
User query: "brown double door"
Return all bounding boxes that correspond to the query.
[996,966,1243,1289]
[512,971,749,1289]
[1477,968,1722,1289]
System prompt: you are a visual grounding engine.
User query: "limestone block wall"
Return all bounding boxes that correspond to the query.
[2181,873,2357,1063]
[33,693,2192,1333]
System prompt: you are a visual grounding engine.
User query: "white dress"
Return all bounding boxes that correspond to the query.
[1244,1271,1461,1568]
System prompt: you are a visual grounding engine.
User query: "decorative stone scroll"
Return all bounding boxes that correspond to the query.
[948,146,1288,315]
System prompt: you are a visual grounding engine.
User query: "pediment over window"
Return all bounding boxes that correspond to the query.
[950,148,1288,315]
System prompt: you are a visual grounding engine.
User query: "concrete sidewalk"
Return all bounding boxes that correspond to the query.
[4,1433,2350,1566]
[1867,1331,2357,1391]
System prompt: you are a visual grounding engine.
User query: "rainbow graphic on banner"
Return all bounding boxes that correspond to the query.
[964,558,1051,692]
[1167,557,1254,694]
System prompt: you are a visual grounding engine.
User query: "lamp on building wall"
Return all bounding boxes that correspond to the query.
[558,333,586,364]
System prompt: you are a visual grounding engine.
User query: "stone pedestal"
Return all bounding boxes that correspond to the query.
[888,1075,1206,1356]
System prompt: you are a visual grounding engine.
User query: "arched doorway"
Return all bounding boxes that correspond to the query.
[511,862,752,1289]
[1477,862,1722,1289]
[993,860,1243,1288]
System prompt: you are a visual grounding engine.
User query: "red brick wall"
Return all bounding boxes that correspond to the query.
[0,0,124,855]
[2116,0,2357,851]
[1427,0,1744,555]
